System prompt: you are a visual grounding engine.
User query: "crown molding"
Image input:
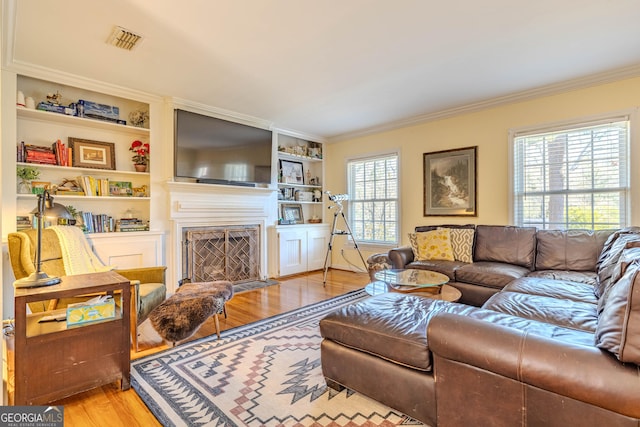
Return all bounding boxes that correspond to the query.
[170,97,273,130]
[271,126,327,144]
[329,64,640,143]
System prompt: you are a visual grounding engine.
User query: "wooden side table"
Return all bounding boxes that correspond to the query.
[13,271,131,405]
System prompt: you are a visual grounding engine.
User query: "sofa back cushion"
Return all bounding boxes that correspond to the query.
[535,229,613,272]
[595,227,640,298]
[474,225,537,269]
[595,259,640,364]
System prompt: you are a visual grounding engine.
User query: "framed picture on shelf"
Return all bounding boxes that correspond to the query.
[30,181,51,195]
[281,203,304,225]
[109,181,133,197]
[279,159,304,184]
[423,146,477,216]
[69,137,116,170]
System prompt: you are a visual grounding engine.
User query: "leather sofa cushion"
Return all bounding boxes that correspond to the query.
[407,259,467,280]
[474,225,536,269]
[320,293,443,371]
[595,227,640,298]
[504,277,597,304]
[455,261,530,290]
[596,259,640,364]
[535,229,612,271]
[483,291,598,332]
[597,247,640,313]
[526,270,597,286]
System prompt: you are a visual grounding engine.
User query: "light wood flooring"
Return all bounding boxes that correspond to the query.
[54,269,369,426]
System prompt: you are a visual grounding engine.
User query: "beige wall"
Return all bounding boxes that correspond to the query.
[326,76,640,268]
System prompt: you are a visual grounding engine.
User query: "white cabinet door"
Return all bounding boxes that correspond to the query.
[307,227,330,271]
[278,229,308,276]
[87,232,164,269]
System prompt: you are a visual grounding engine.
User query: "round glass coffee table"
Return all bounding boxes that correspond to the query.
[366,268,461,302]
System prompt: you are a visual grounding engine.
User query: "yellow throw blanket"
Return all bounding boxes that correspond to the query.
[50,225,114,275]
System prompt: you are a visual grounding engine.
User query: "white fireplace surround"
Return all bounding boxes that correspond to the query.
[167,181,277,291]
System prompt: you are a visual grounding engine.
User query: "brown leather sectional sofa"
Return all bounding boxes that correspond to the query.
[319,225,640,426]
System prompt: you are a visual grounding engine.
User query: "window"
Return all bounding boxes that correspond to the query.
[347,153,399,245]
[511,116,629,230]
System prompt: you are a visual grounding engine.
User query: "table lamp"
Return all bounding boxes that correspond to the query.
[13,190,73,288]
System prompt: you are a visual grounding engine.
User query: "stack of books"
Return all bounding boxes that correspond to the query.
[115,218,149,232]
[80,212,115,233]
[16,216,32,231]
[17,140,72,166]
[76,175,110,197]
[23,144,57,165]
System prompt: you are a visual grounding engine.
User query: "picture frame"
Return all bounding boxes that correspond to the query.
[109,181,133,197]
[69,137,116,170]
[281,203,304,225]
[279,159,304,184]
[30,181,51,195]
[423,146,477,216]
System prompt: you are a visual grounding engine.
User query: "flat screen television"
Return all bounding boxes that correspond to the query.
[174,109,273,186]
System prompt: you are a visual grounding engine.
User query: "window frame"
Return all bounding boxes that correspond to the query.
[345,151,400,250]
[508,112,633,230]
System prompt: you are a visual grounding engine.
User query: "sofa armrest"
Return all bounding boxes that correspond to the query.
[428,313,640,418]
[388,246,414,269]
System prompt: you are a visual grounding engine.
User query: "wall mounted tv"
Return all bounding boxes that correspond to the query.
[174,109,273,186]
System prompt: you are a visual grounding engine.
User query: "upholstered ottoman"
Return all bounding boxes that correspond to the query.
[149,281,233,344]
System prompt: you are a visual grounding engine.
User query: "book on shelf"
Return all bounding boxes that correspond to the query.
[116,218,149,232]
[16,215,32,231]
[24,144,57,165]
[51,139,70,166]
[79,212,115,233]
[19,141,72,166]
[76,175,111,197]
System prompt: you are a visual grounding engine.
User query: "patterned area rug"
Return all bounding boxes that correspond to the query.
[131,289,426,426]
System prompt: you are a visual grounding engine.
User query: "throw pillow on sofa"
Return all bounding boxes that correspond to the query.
[408,229,455,261]
[439,227,474,263]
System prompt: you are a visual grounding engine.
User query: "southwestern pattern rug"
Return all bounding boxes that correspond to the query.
[132,288,426,426]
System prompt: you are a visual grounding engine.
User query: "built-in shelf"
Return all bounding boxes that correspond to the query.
[277,151,323,163]
[16,162,150,177]
[17,106,149,136]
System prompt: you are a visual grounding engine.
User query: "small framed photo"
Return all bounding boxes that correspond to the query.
[279,159,304,184]
[31,181,51,195]
[281,203,304,224]
[109,181,133,197]
[424,146,477,216]
[69,137,116,170]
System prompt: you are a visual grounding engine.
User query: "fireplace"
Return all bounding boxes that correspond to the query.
[182,225,260,284]
[167,181,277,291]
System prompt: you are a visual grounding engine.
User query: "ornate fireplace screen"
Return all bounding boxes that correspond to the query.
[183,225,260,284]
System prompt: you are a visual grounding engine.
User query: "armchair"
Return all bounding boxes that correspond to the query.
[8,227,167,351]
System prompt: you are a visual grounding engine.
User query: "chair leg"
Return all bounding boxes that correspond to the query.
[223,304,228,319]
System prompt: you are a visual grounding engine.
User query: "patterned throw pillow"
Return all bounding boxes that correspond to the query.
[408,229,455,261]
[440,227,474,263]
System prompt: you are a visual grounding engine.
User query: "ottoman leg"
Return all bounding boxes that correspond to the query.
[214,313,221,339]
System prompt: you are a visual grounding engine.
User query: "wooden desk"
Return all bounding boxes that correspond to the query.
[13,271,130,405]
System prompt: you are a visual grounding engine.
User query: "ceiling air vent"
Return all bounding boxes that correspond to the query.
[107,26,143,51]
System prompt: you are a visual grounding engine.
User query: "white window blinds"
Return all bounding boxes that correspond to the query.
[512,117,629,230]
[347,153,399,244]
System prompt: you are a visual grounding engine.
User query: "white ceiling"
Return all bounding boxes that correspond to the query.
[4,0,640,140]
